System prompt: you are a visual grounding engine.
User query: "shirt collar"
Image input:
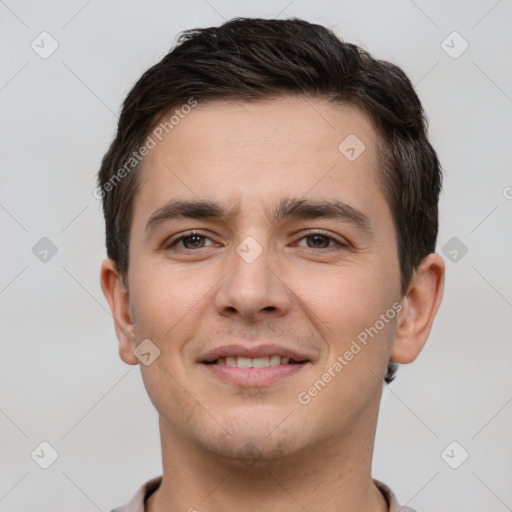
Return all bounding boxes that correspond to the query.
[374,479,418,512]
[119,476,417,512]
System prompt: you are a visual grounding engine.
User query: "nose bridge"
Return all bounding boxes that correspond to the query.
[214,233,291,320]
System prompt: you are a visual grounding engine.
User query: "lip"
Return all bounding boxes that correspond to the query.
[203,361,309,387]
[199,344,311,363]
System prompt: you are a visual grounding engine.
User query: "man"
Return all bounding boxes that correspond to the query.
[98,17,444,512]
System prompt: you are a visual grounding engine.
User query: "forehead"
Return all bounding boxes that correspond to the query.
[131,96,390,233]
[148,96,379,167]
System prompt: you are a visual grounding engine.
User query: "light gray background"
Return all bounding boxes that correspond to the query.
[1,1,511,511]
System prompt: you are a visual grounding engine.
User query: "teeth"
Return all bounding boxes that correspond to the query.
[270,355,281,366]
[237,356,252,368]
[220,355,294,368]
[253,356,269,368]
[226,356,237,367]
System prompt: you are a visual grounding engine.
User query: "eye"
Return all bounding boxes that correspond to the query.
[164,230,347,252]
[165,231,216,250]
[296,231,347,250]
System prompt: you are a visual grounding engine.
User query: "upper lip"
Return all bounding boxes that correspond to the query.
[199,344,311,363]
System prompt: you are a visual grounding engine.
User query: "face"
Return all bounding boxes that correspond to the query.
[122,96,403,462]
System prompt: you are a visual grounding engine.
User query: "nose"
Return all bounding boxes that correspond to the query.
[214,237,292,323]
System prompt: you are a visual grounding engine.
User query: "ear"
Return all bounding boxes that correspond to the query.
[390,253,445,364]
[100,259,139,365]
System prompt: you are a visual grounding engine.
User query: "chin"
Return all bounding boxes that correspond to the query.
[196,409,309,468]
[206,435,301,471]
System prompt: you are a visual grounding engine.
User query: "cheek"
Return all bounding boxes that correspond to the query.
[301,264,382,330]
[131,261,207,333]
[299,260,397,365]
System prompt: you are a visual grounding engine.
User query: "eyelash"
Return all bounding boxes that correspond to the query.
[165,230,347,252]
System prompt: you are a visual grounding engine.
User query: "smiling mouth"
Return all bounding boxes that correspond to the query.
[203,355,308,368]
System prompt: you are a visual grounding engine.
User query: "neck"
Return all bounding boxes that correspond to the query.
[146,401,388,512]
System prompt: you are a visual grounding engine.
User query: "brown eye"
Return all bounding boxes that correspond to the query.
[296,231,345,250]
[165,231,215,251]
[180,234,206,249]
[305,234,331,248]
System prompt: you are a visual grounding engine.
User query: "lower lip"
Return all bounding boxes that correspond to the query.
[203,362,308,387]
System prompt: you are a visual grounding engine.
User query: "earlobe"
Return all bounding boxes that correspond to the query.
[100,259,139,365]
[390,253,445,364]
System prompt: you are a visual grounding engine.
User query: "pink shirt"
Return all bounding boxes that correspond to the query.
[110,476,417,512]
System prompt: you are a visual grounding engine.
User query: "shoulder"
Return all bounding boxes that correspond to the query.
[373,479,418,512]
[109,476,163,512]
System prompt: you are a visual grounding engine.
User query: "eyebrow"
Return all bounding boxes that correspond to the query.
[144,197,373,238]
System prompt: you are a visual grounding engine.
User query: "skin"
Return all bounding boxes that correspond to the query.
[101,96,445,512]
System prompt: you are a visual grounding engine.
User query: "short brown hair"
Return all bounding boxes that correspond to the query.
[97,17,442,383]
